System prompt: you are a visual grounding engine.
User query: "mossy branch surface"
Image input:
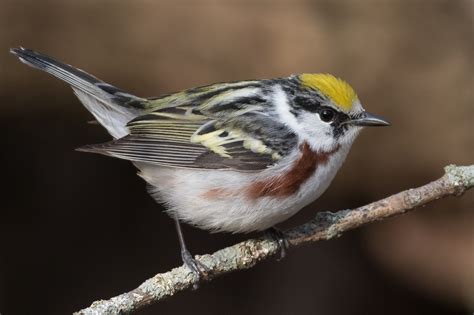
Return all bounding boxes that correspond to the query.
[75,164,473,315]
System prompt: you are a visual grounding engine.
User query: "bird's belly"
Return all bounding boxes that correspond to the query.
[136,152,345,233]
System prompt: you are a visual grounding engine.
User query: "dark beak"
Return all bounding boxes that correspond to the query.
[346,111,390,127]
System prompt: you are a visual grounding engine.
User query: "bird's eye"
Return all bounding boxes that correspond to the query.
[319,108,336,122]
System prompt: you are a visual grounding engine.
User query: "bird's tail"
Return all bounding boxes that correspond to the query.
[10,47,148,139]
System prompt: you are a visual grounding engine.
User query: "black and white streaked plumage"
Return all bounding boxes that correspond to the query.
[11,48,389,279]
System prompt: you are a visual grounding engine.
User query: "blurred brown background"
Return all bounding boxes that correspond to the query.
[0,0,473,314]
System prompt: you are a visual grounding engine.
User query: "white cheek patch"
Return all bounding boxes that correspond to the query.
[298,112,336,151]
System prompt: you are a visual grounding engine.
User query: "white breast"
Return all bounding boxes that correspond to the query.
[135,143,350,233]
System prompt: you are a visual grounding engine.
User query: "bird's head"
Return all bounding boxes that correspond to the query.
[283,73,390,152]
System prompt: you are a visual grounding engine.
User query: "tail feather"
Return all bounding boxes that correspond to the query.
[10,47,147,138]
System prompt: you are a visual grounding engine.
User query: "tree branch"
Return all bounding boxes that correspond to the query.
[75,164,473,315]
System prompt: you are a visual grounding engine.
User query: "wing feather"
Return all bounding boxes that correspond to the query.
[79,82,297,171]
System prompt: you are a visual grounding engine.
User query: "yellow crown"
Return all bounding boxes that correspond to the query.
[299,73,358,112]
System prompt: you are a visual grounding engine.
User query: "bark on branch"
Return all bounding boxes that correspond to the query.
[75,164,474,315]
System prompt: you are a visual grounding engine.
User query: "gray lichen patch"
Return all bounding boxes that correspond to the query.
[445,164,474,189]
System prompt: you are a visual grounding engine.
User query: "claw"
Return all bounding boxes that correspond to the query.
[181,249,208,289]
[267,227,289,260]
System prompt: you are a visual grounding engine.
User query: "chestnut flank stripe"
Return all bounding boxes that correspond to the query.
[246,142,339,199]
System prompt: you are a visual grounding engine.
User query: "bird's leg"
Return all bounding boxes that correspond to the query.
[266,227,289,260]
[173,216,208,288]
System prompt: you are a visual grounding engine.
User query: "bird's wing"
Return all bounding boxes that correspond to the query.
[79,82,298,171]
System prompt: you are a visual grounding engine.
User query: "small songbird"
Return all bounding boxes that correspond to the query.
[11,47,389,280]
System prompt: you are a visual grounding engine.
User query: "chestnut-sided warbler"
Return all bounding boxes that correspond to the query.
[11,47,389,280]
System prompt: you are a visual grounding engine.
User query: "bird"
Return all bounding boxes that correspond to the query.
[11,47,389,281]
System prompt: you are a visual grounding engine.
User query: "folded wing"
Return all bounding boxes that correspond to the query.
[80,83,297,171]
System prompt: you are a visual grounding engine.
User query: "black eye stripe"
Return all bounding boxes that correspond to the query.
[292,96,321,112]
[332,111,351,125]
[291,96,352,125]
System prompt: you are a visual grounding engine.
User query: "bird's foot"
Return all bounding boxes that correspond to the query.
[266,227,289,260]
[181,248,208,289]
